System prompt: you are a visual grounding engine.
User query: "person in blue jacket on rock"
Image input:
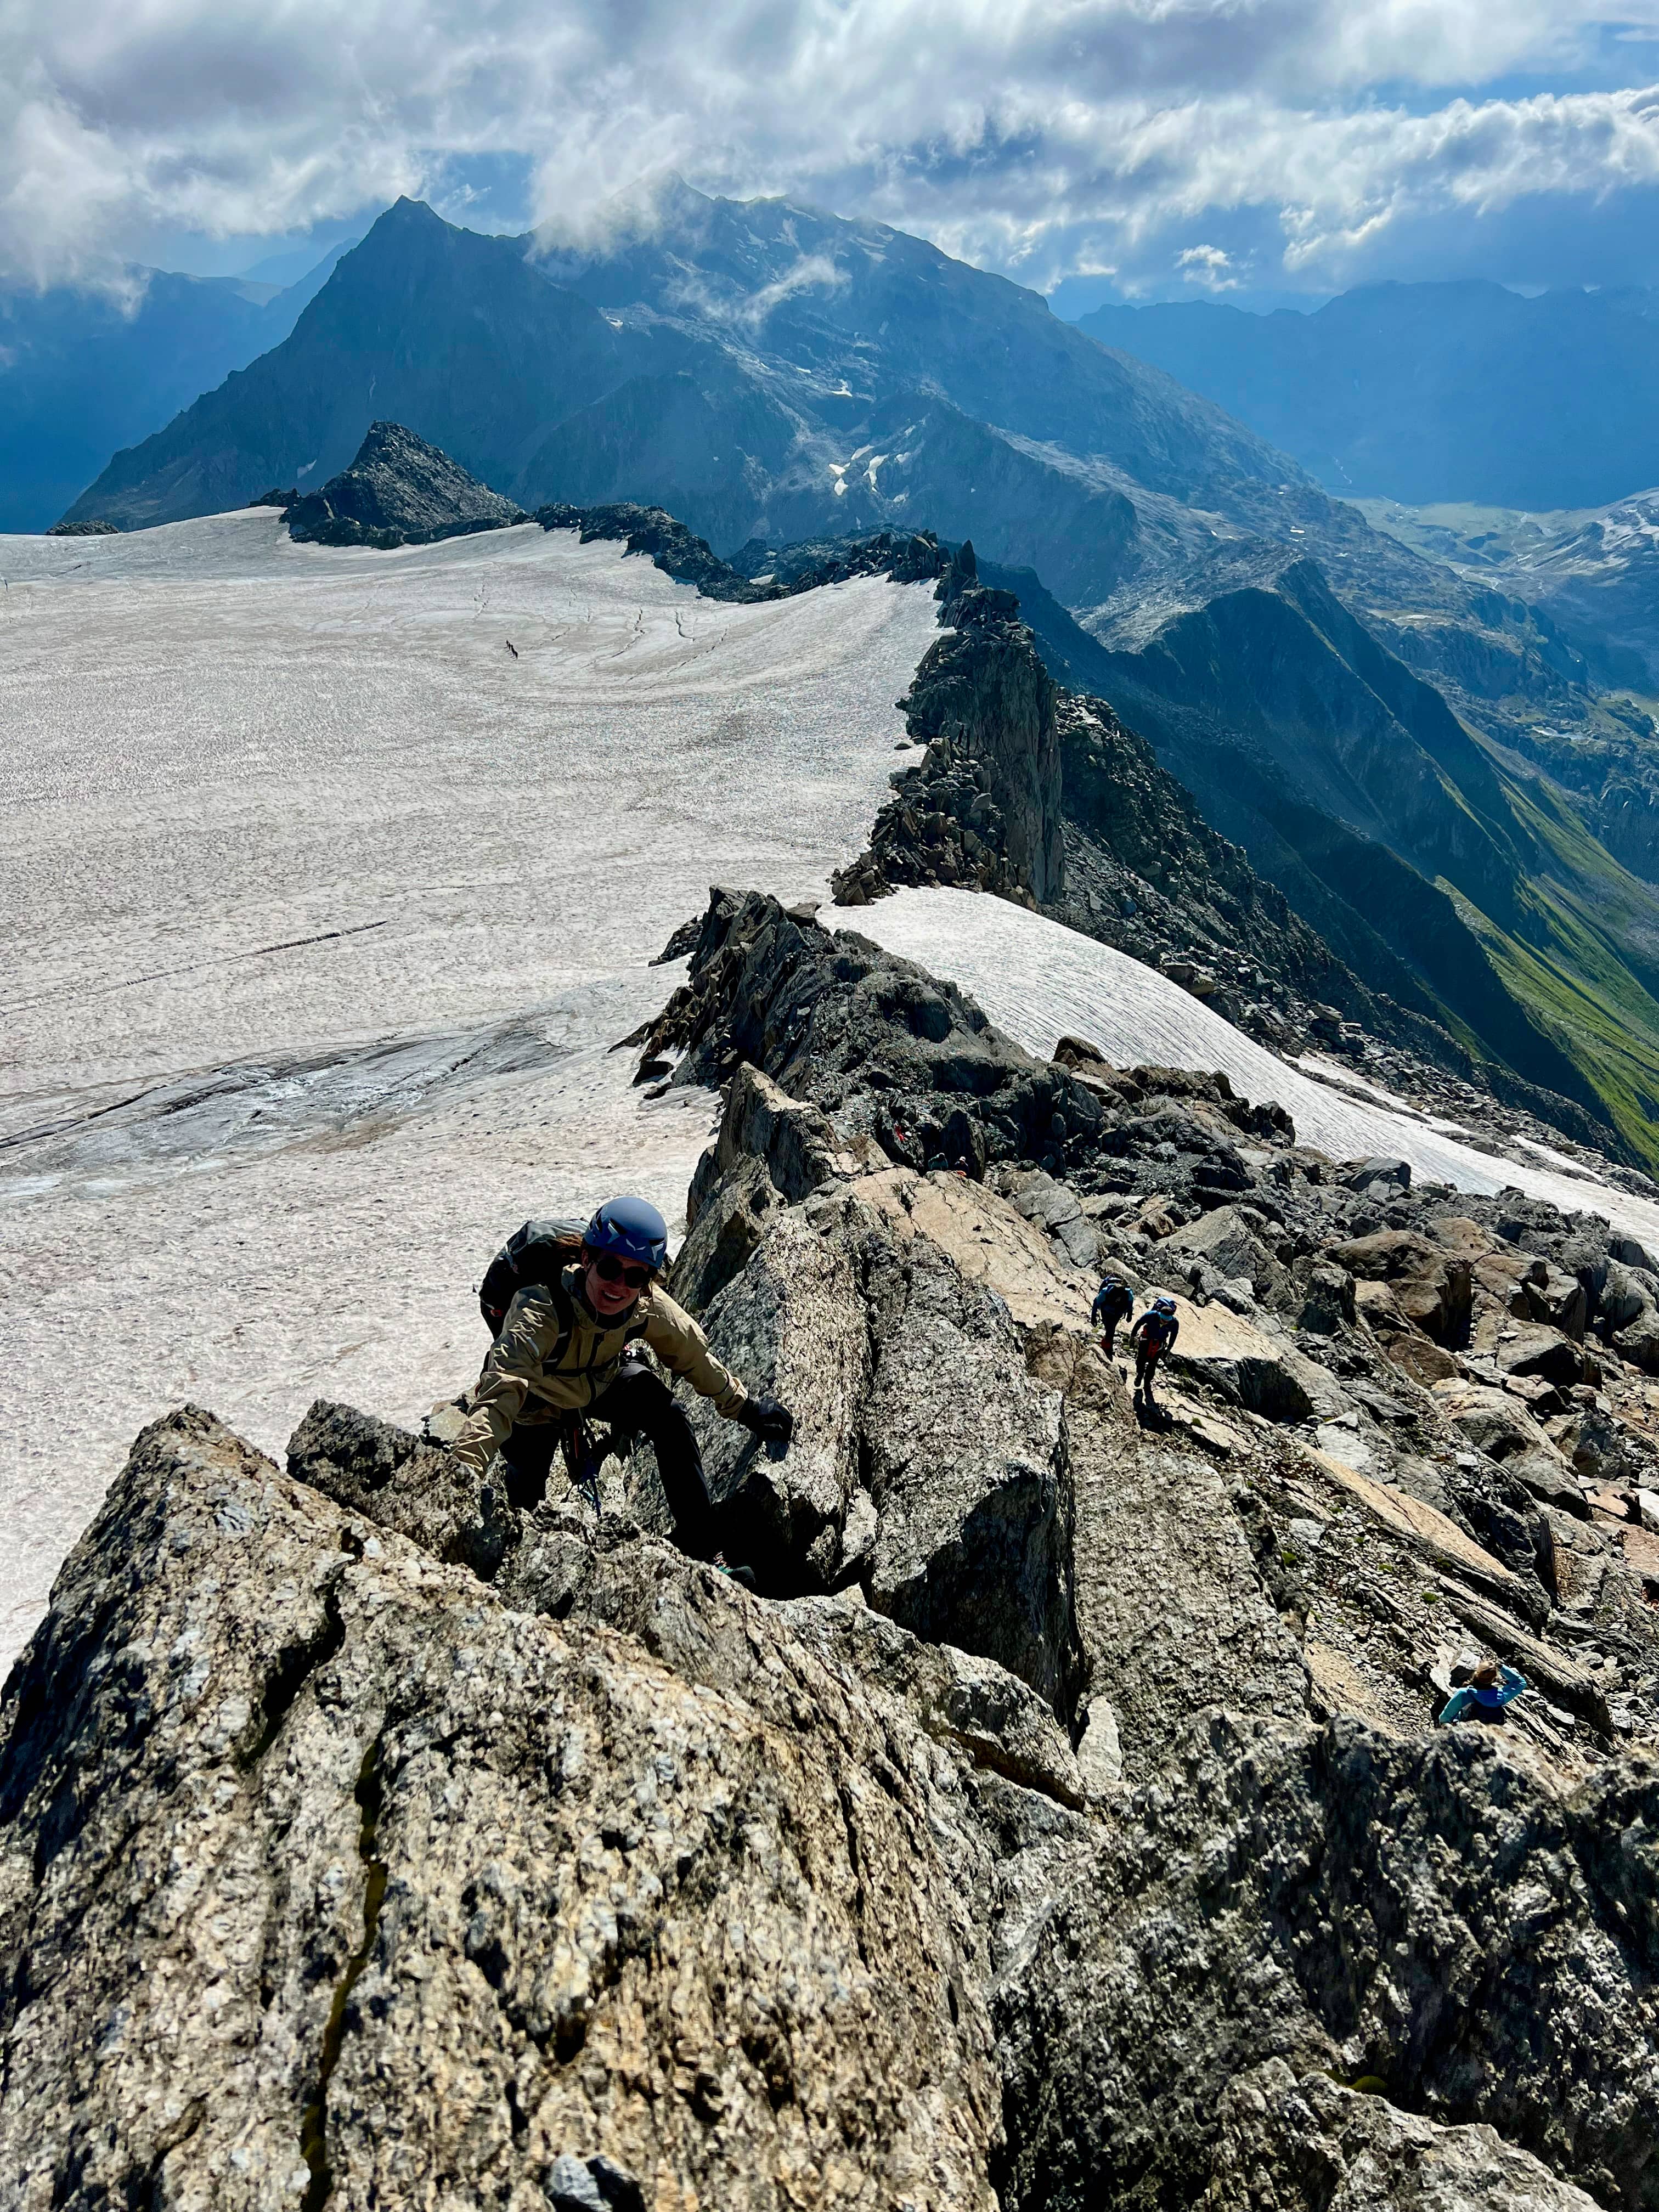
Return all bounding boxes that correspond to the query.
[1438,1659,1526,1726]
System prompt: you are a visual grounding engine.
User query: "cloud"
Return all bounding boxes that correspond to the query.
[1176,242,1239,290]
[690,253,851,330]
[5,1,1659,295]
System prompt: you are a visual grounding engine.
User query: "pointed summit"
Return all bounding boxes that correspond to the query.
[286,421,524,548]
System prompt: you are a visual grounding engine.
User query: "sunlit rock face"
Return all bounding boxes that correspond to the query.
[7,1009,1659,2207]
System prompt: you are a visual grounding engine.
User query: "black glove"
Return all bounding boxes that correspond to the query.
[737,1397,794,1446]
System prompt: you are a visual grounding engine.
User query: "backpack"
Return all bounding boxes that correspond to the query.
[479,1217,588,1337]
[1141,1305,1177,1350]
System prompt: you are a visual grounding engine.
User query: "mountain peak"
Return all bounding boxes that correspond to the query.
[286,419,523,548]
[384,195,443,224]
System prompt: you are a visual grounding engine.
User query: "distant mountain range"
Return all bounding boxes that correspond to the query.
[1359,489,1659,700]
[1078,283,1659,512]
[0,245,351,535]
[65,187,1320,610]
[40,187,1659,1163]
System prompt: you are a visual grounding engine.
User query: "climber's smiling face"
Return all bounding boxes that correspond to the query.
[583,1247,651,1319]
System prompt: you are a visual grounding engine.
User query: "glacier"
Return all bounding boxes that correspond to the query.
[0,512,939,1664]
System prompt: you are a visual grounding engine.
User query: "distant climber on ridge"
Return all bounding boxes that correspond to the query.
[447,1196,794,1577]
[1438,1658,1527,1727]
[1129,1295,1180,1409]
[1091,1272,1134,1357]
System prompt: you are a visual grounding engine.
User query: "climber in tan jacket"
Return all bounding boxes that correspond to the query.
[450,1195,793,1566]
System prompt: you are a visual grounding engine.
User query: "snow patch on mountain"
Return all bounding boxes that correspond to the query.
[831,888,1659,1250]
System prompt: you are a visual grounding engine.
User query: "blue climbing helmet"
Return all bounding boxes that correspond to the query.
[584,1194,669,1274]
[1153,1295,1177,1316]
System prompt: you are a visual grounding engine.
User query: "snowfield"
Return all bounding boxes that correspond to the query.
[0,511,939,1663]
[831,889,1659,1251]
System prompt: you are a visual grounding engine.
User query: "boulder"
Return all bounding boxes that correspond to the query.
[1432,1381,1554,1462]
[1354,1278,1407,1335]
[1521,1261,1589,1341]
[1164,1204,1290,1307]
[0,1410,1008,2210]
[1494,1324,1590,1390]
[690,1170,1085,1711]
[1327,1229,1472,1346]
[1294,1260,1357,1337]
[1504,1371,1570,1421]
[1159,1294,1345,1422]
[1599,1259,1659,1333]
[1380,1333,1462,1388]
[1007,1169,1101,1272]
[1471,1248,1534,1315]
[1204,2059,1604,2210]
[1339,1155,1412,1195]
[1430,1383,1584,1515]
[1352,1279,1460,1384]
[1615,1308,1659,1374]
[1132,1194,1181,1240]
[1425,1215,1495,1261]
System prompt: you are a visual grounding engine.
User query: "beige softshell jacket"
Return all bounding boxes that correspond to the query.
[449,1266,747,1476]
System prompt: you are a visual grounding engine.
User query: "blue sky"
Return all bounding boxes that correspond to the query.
[8,2,1659,307]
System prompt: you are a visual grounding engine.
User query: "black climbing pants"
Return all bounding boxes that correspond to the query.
[1134,1345,1162,1398]
[497,1368,716,1556]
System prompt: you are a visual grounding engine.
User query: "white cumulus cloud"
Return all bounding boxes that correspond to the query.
[4,0,1659,293]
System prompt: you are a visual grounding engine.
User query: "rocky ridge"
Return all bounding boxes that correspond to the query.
[286,420,527,549]
[817,533,1634,1173]
[537,504,950,603]
[7,889,1659,2204]
[639,894,1659,1746]
[831,544,1063,910]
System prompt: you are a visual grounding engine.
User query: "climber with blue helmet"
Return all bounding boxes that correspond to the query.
[448,1194,793,1577]
[1128,1293,1180,1408]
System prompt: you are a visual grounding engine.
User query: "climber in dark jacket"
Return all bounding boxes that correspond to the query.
[1091,1274,1135,1355]
[1128,1295,1180,1406]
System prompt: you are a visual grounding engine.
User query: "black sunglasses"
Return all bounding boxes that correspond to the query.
[592,1252,652,1289]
